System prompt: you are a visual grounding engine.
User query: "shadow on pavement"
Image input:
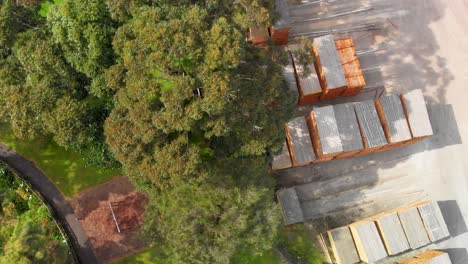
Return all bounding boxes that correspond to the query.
[438,200,468,238]
[444,248,468,264]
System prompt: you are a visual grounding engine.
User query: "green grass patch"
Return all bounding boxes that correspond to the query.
[0,126,120,197]
[115,247,164,264]
[231,249,281,264]
[38,0,63,17]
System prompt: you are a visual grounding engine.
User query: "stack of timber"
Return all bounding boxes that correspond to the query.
[271,0,291,45]
[285,117,316,166]
[282,52,300,101]
[248,26,269,46]
[333,103,365,159]
[376,94,413,151]
[327,227,361,264]
[307,105,344,161]
[322,200,449,264]
[371,212,410,255]
[354,100,388,155]
[276,187,304,225]
[289,44,322,105]
[396,250,452,264]
[349,221,388,263]
[335,38,366,96]
[401,89,433,141]
[312,35,348,100]
[271,141,292,171]
[271,89,432,170]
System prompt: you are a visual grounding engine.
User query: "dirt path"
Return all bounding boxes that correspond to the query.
[0,142,98,264]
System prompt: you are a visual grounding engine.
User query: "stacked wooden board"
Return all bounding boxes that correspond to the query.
[323,201,450,264]
[289,45,322,105]
[276,187,304,225]
[396,251,452,264]
[312,35,348,100]
[248,26,269,46]
[271,0,291,45]
[335,37,366,96]
[271,89,432,171]
[271,141,292,170]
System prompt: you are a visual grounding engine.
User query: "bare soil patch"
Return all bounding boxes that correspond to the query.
[70,176,148,263]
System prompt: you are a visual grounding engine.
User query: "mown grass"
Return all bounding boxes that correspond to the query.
[0,125,120,197]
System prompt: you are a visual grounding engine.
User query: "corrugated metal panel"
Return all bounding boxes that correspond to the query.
[287,117,316,164]
[376,213,410,255]
[333,103,364,152]
[313,106,343,154]
[402,89,433,138]
[314,35,347,89]
[398,207,431,249]
[289,44,322,95]
[418,201,450,242]
[350,221,388,263]
[429,253,452,264]
[380,95,412,142]
[354,101,388,148]
[274,0,291,29]
[277,188,304,225]
[272,141,292,170]
[328,227,361,264]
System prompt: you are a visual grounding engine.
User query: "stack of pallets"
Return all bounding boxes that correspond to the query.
[335,37,366,96]
[323,200,450,264]
[272,89,432,171]
[289,45,322,105]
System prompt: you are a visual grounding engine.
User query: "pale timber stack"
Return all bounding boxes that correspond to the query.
[285,117,316,166]
[349,221,388,263]
[354,100,388,155]
[417,201,450,242]
[398,206,431,249]
[333,103,365,159]
[327,227,360,264]
[271,141,292,171]
[289,44,322,105]
[401,89,433,142]
[276,188,304,225]
[371,212,410,255]
[396,250,452,264]
[312,35,348,100]
[376,94,413,151]
[307,105,344,161]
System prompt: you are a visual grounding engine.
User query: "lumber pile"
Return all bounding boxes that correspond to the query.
[307,105,344,161]
[312,35,348,100]
[282,52,300,101]
[396,250,452,264]
[322,200,449,264]
[271,89,432,170]
[271,0,291,45]
[276,187,304,225]
[285,117,316,166]
[335,38,366,96]
[248,26,269,46]
[271,141,292,171]
[327,227,361,264]
[289,45,322,105]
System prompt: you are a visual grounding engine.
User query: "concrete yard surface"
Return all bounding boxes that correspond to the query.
[276,0,468,263]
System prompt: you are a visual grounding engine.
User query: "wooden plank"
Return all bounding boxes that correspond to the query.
[285,117,316,166]
[418,201,450,242]
[272,140,292,171]
[333,103,364,158]
[398,207,431,249]
[277,188,304,225]
[327,226,361,264]
[373,213,410,255]
[354,101,388,153]
[289,44,322,105]
[312,106,343,158]
[376,94,412,144]
[349,221,388,263]
[401,89,433,139]
[396,251,451,264]
[335,38,355,50]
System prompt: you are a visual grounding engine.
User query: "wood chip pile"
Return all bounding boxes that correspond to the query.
[272,89,432,171]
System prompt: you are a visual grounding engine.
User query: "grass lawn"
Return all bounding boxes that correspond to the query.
[0,125,120,197]
[115,247,164,264]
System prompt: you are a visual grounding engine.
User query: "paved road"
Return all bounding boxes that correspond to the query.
[0,142,98,264]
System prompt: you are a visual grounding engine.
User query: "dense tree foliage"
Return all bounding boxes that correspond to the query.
[0,0,296,262]
[0,165,71,264]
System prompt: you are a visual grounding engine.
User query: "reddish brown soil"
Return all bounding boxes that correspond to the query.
[70,176,148,263]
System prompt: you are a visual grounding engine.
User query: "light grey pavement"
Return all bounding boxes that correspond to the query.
[277,0,468,263]
[0,143,98,264]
